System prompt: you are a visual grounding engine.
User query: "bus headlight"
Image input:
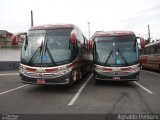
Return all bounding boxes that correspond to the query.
[95,66,104,73]
[130,65,140,73]
[55,68,72,75]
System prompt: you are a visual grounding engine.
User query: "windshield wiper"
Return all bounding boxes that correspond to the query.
[117,47,128,65]
[105,49,113,64]
[44,42,56,65]
[28,41,43,65]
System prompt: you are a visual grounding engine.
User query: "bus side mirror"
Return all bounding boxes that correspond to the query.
[70,30,76,45]
[87,39,93,53]
[137,37,145,49]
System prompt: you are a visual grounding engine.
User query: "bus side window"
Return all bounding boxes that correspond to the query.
[150,45,155,54]
[147,47,150,54]
[83,35,86,50]
[145,47,149,55]
[143,48,146,55]
[75,28,86,54]
[156,44,160,53]
[144,47,149,55]
[73,29,80,57]
[139,49,143,55]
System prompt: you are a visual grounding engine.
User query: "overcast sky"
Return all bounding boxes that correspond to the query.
[0,0,160,39]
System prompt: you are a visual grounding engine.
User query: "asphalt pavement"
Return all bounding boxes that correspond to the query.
[0,70,160,120]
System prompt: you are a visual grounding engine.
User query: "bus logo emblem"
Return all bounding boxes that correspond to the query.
[36,68,44,73]
[112,67,120,75]
[112,67,120,72]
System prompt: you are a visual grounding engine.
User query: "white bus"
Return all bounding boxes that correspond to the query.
[92,31,145,81]
[12,24,92,85]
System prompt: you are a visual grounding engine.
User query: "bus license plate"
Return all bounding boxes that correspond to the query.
[113,77,120,80]
[36,79,46,84]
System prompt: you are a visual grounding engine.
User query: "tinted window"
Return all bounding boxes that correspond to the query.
[94,35,138,66]
[150,46,155,54]
[156,44,160,53]
[21,29,73,66]
[46,29,72,64]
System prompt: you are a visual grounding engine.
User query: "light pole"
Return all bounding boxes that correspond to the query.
[148,25,150,43]
[88,22,90,39]
[31,10,34,27]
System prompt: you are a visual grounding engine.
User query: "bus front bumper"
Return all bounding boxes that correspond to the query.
[20,72,73,85]
[94,71,139,81]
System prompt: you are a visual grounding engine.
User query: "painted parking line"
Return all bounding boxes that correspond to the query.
[0,84,29,96]
[0,73,19,76]
[133,81,153,94]
[68,73,94,106]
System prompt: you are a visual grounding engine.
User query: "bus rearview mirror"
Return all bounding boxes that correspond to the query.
[70,30,76,44]
[137,37,145,49]
[139,37,145,49]
[87,40,93,52]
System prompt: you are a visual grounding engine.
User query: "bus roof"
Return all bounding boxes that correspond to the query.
[145,40,160,47]
[29,24,75,30]
[92,31,135,38]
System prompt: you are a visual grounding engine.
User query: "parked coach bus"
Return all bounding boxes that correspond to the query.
[92,31,145,81]
[139,40,160,72]
[12,24,92,85]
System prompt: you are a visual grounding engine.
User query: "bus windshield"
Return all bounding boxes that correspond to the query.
[94,35,138,66]
[21,28,72,67]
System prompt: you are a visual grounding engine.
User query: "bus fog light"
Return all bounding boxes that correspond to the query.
[66,78,69,82]
[95,68,103,73]
[97,70,103,73]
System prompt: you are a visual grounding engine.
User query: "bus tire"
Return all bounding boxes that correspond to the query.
[140,63,143,70]
[74,71,82,84]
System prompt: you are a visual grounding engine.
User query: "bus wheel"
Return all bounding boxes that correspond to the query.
[159,64,160,73]
[140,63,143,70]
[74,70,82,84]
